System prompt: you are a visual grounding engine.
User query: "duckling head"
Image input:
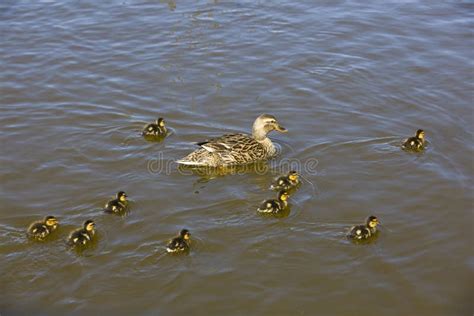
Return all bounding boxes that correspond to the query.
[278,190,290,202]
[288,170,299,182]
[156,117,166,128]
[117,191,128,202]
[84,220,96,232]
[416,129,425,140]
[252,114,287,140]
[180,229,191,240]
[45,216,58,227]
[366,215,379,228]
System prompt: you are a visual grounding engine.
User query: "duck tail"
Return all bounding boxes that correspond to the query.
[175,149,212,166]
[175,158,207,166]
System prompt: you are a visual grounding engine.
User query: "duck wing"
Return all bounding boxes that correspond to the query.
[200,133,268,165]
[177,133,268,166]
[196,133,258,152]
[402,136,423,150]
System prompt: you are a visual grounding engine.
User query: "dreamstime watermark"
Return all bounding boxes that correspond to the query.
[146,152,320,176]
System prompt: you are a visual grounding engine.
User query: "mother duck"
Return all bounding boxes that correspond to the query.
[176,114,287,167]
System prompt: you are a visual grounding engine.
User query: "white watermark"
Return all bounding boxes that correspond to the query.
[146,152,320,176]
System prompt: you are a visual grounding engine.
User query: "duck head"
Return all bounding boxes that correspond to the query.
[117,191,128,202]
[180,229,191,241]
[277,190,290,202]
[416,129,425,141]
[252,114,287,140]
[156,118,166,128]
[45,216,58,228]
[288,170,299,182]
[366,215,379,228]
[84,220,96,232]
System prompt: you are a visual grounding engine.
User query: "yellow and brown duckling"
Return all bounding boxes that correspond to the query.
[166,229,191,253]
[270,170,300,191]
[142,118,167,137]
[67,220,96,247]
[347,216,379,240]
[27,216,59,241]
[104,191,128,214]
[402,129,425,151]
[257,190,290,214]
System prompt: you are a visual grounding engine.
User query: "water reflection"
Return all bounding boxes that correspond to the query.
[167,0,176,11]
[177,161,271,180]
[142,134,167,143]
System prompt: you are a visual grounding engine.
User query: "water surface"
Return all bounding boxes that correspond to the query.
[1,1,473,315]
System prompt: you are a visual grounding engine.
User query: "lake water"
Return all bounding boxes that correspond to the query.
[1,1,473,315]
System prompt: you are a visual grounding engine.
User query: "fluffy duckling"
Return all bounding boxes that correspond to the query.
[142,118,167,137]
[27,216,59,241]
[166,229,191,253]
[104,191,128,214]
[68,220,96,247]
[347,216,379,240]
[257,190,290,214]
[270,170,300,191]
[402,129,425,151]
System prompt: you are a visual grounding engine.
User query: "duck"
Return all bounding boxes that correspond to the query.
[176,114,287,167]
[257,190,290,214]
[166,229,191,253]
[27,216,59,241]
[347,215,379,240]
[402,129,425,151]
[270,170,300,191]
[104,191,128,214]
[142,118,167,137]
[67,220,96,247]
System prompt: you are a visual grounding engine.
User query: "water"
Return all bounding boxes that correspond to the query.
[1,1,473,315]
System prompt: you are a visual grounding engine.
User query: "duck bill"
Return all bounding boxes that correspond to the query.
[275,125,287,133]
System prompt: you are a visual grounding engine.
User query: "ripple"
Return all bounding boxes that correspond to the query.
[1,1,472,314]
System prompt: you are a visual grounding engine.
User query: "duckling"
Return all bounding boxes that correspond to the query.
[68,220,96,247]
[257,190,290,214]
[27,216,59,241]
[347,215,379,240]
[402,129,425,151]
[166,229,191,253]
[142,118,167,137]
[270,170,300,191]
[104,191,128,214]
